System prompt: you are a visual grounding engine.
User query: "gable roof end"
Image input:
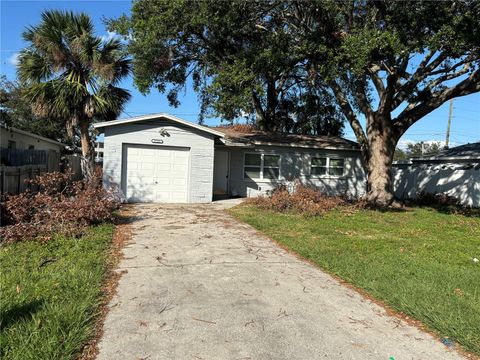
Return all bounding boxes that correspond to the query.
[93,113,225,137]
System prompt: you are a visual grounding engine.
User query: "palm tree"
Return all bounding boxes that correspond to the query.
[17,10,131,178]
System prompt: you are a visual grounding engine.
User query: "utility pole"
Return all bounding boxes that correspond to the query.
[445,99,453,148]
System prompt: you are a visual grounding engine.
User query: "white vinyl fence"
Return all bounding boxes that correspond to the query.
[392,164,480,207]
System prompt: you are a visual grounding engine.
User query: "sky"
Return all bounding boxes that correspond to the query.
[1,0,479,147]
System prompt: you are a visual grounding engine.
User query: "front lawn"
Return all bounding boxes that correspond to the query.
[0,224,115,360]
[230,205,480,355]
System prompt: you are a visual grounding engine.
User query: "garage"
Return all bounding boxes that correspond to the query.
[94,113,224,203]
[124,145,189,202]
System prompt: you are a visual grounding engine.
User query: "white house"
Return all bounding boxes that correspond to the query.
[94,113,366,203]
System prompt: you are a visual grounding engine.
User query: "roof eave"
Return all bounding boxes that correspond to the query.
[1,124,65,147]
[222,139,360,151]
[93,113,225,138]
[412,156,480,161]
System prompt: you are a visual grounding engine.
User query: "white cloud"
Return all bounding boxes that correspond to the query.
[8,52,19,66]
[100,31,119,42]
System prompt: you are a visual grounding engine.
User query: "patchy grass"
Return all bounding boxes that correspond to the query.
[0,224,115,360]
[230,205,480,355]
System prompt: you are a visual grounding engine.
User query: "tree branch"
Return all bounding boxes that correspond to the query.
[394,69,480,135]
[329,80,368,149]
[354,77,373,118]
[423,62,472,92]
[368,64,385,96]
[392,51,448,109]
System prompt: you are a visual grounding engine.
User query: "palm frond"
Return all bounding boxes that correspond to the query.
[18,9,131,132]
[93,84,131,120]
[17,50,54,84]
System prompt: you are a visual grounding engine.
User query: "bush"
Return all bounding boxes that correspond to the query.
[415,191,461,207]
[247,184,349,216]
[0,169,120,243]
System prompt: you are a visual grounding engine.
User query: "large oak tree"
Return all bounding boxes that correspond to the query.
[111,0,480,206]
[294,1,480,205]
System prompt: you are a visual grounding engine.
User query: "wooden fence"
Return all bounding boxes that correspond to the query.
[1,149,83,195]
[0,165,47,194]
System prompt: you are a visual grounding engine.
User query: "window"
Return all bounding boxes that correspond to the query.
[28,145,35,150]
[328,158,344,176]
[244,153,280,180]
[7,140,16,149]
[310,157,345,177]
[311,157,327,175]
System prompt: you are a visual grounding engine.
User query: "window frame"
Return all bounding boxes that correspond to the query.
[310,157,328,176]
[310,156,345,178]
[328,158,345,176]
[243,152,281,181]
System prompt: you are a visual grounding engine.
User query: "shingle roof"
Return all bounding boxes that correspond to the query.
[213,126,360,151]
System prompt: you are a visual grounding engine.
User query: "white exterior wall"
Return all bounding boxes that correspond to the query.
[393,164,480,207]
[225,146,367,199]
[0,128,63,152]
[102,120,215,203]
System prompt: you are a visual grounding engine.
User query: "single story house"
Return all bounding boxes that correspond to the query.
[0,124,64,152]
[409,142,480,166]
[94,113,366,203]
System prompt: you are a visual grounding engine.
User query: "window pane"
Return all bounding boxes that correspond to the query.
[245,153,261,166]
[263,167,279,179]
[311,166,327,175]
[244,167,261,179]
[328,167,344,176]
[312,157,327,166]
[330,159,344,167]
[264,155,280,167]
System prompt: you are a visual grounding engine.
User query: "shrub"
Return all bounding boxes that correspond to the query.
[247,184,349,216]
[415,191,461,207]
[0,169,120,243]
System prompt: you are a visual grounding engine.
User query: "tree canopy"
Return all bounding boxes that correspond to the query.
[0,76,72,145]
[107,0,345,135]
[394,141,444,161]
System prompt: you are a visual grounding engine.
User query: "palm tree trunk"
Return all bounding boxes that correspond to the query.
[79,119,94,180]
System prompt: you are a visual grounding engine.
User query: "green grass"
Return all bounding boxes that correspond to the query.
[0,224,115,360]
[230,205,480,355]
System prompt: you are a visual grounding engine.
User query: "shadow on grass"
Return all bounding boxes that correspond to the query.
[426,205,480,217]
[0,300,44,331]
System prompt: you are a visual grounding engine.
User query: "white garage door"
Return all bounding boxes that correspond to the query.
[125,145,189,203]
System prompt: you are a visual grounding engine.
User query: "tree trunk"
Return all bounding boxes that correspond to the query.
[252,92,267,130]
[79,119,94,180]
[265,79,277,131]
[364,117,397,207]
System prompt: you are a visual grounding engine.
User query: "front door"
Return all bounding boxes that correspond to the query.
[213,150,229,197]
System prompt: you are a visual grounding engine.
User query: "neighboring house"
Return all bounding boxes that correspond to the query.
[1,124,67,194]
[409,142,480,165]
[393,142,480,207]
[94,113,366,203]
[94,141,104,163]
[0,123,64,152]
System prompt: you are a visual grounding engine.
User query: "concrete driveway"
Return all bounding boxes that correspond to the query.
[97,201,464,360]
